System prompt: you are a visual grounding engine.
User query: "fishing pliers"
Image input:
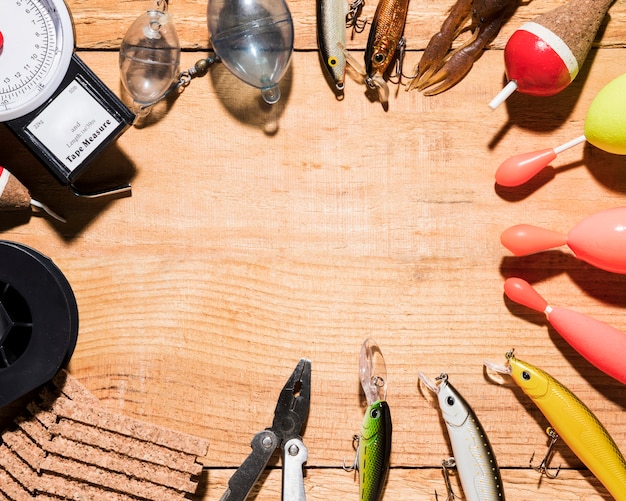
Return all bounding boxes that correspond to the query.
[220,358,311,501]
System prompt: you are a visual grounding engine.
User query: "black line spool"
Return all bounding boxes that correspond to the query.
[0,241,78,408]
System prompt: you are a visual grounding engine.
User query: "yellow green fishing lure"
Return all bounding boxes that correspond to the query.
[358,399,392,501]
[348,339,393,501]
[486,350,626,500]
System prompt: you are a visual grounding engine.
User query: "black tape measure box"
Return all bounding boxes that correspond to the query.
[6,54,135,187]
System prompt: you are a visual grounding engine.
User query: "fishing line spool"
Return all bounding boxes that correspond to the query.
[0,241,78,408]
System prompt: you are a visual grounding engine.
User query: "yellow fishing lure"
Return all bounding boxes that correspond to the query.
[486,350,626,500]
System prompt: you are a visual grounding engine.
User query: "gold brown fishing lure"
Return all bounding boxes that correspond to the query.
[363,0,411,102]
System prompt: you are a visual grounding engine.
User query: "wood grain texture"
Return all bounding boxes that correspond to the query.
[197,468,615,500]
[2,0,626,499]
[65,0,626,50]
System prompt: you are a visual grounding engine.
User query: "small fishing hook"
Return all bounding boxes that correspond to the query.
[155,0,169,11]
[346,0,368,35]
[342,434,361,472]
[530,427,561,479]
[387,37,418,85]
[435,457,458,501]
[387,37,406,83]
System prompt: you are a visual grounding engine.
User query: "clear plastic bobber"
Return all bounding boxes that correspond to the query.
[119,10,181,108]
[207,0,294,104]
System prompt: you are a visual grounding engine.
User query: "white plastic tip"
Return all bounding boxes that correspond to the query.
[417,371,439,394]
[553,134,587,155]
[30,199,66,223]
[483,359,511,375]
[488,80,518,110]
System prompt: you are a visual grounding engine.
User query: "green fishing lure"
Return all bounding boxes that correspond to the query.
[347,339,393,501]
[358,399,392,501]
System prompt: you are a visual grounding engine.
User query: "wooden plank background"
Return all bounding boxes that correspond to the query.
[2,0,626,498]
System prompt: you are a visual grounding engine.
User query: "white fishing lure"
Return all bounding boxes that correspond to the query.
[419,372,505,501]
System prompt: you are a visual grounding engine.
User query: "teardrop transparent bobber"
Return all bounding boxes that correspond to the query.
[207,0,294,104]
[119,10,181,108]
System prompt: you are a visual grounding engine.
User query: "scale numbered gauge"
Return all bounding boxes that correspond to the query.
[1,0,134,196]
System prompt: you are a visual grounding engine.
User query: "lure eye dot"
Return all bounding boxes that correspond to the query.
[328,56,338,67]
[522,371,531,380]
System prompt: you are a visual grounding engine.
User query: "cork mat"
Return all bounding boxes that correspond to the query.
[0,371,209,500]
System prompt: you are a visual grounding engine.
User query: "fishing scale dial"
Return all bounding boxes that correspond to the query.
[0,0,134,195]
[1,0,74,121]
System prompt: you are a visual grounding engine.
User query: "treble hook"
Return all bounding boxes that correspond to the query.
[342,434,360,472]
[346,0,368,35]
[530,427,561,479]
[434,457,458,501]
[388,37,417,84]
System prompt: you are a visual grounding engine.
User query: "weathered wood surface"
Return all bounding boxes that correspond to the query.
[66,0,626,50]
[1,0,626,499]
